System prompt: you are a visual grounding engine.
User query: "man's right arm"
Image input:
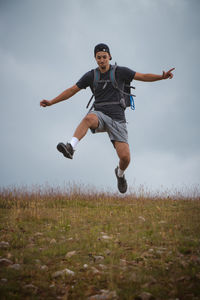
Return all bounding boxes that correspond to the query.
[40,84,81,107]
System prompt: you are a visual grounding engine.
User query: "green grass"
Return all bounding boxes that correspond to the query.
[0,186,200,299]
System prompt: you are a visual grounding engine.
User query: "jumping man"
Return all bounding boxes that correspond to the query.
[40,43,175,193]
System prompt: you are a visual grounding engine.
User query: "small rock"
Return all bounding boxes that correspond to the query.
[135,291,155,300]
[94,255,104,261]
[52,270,65,278]
[89,289,118,300]
[83,264,88,268]
[24,284,38,294]
[91,267,100,275]
[138,216,146,222]
[148,249,154,253]
[104,249,111,255]
[9,264,21,270]
[101,290,118,299]
[34,232,43,237]
[35,259,41,264]
[155,250,164,255]
[98,264,107,270]
[0,258,13,266]
[65,268,75,276]
[40,265,48,270]
[52,268,75,278]
[157,247,167,251]
[65,250,76,258]
[102,235,112,240]
[119,259,127,266]
[0,241,9,248]
[50,239,56,244]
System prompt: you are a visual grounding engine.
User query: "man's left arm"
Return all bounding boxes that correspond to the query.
[134,68,175,82]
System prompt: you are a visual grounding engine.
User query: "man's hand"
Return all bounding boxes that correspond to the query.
[40,99,52,107]
[162,68,175,80]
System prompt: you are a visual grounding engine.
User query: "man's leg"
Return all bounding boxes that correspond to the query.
[114,141,130,171]
[114,141,130,193]
[73,113,99,141]
[57,113,99,159]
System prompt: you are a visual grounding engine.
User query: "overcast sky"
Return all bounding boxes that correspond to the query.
[0,0,199,194]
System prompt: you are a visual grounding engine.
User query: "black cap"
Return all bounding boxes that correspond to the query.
[94,43,112,60]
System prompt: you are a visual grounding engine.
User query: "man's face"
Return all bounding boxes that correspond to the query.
[95,51,111,71]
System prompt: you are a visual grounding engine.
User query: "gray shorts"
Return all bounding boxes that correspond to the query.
[88,111,128,144]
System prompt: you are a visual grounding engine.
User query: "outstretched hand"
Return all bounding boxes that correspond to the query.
[40,99,52,107]
[162,68,175,80]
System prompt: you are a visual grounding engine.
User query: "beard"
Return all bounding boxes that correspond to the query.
[100,63,106,70]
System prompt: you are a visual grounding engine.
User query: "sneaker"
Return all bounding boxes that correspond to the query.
[57,142,74,159]
[115,166,127,193]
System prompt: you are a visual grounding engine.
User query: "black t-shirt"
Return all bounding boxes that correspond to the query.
[76,65,136,122]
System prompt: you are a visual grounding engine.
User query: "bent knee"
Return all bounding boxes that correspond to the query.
[84,114,98,127]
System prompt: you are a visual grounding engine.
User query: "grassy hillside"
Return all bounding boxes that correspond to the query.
[0,186,200,299]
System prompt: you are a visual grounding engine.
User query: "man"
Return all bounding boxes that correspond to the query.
[40,43,175,193]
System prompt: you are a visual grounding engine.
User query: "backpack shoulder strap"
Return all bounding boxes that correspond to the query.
[93,67,101,91]
[86,68,100,109]
[109,63,118,89]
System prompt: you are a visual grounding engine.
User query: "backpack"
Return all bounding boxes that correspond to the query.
[86,63,136,111]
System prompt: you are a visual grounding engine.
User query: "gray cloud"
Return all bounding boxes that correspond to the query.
[0,0,199,192]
